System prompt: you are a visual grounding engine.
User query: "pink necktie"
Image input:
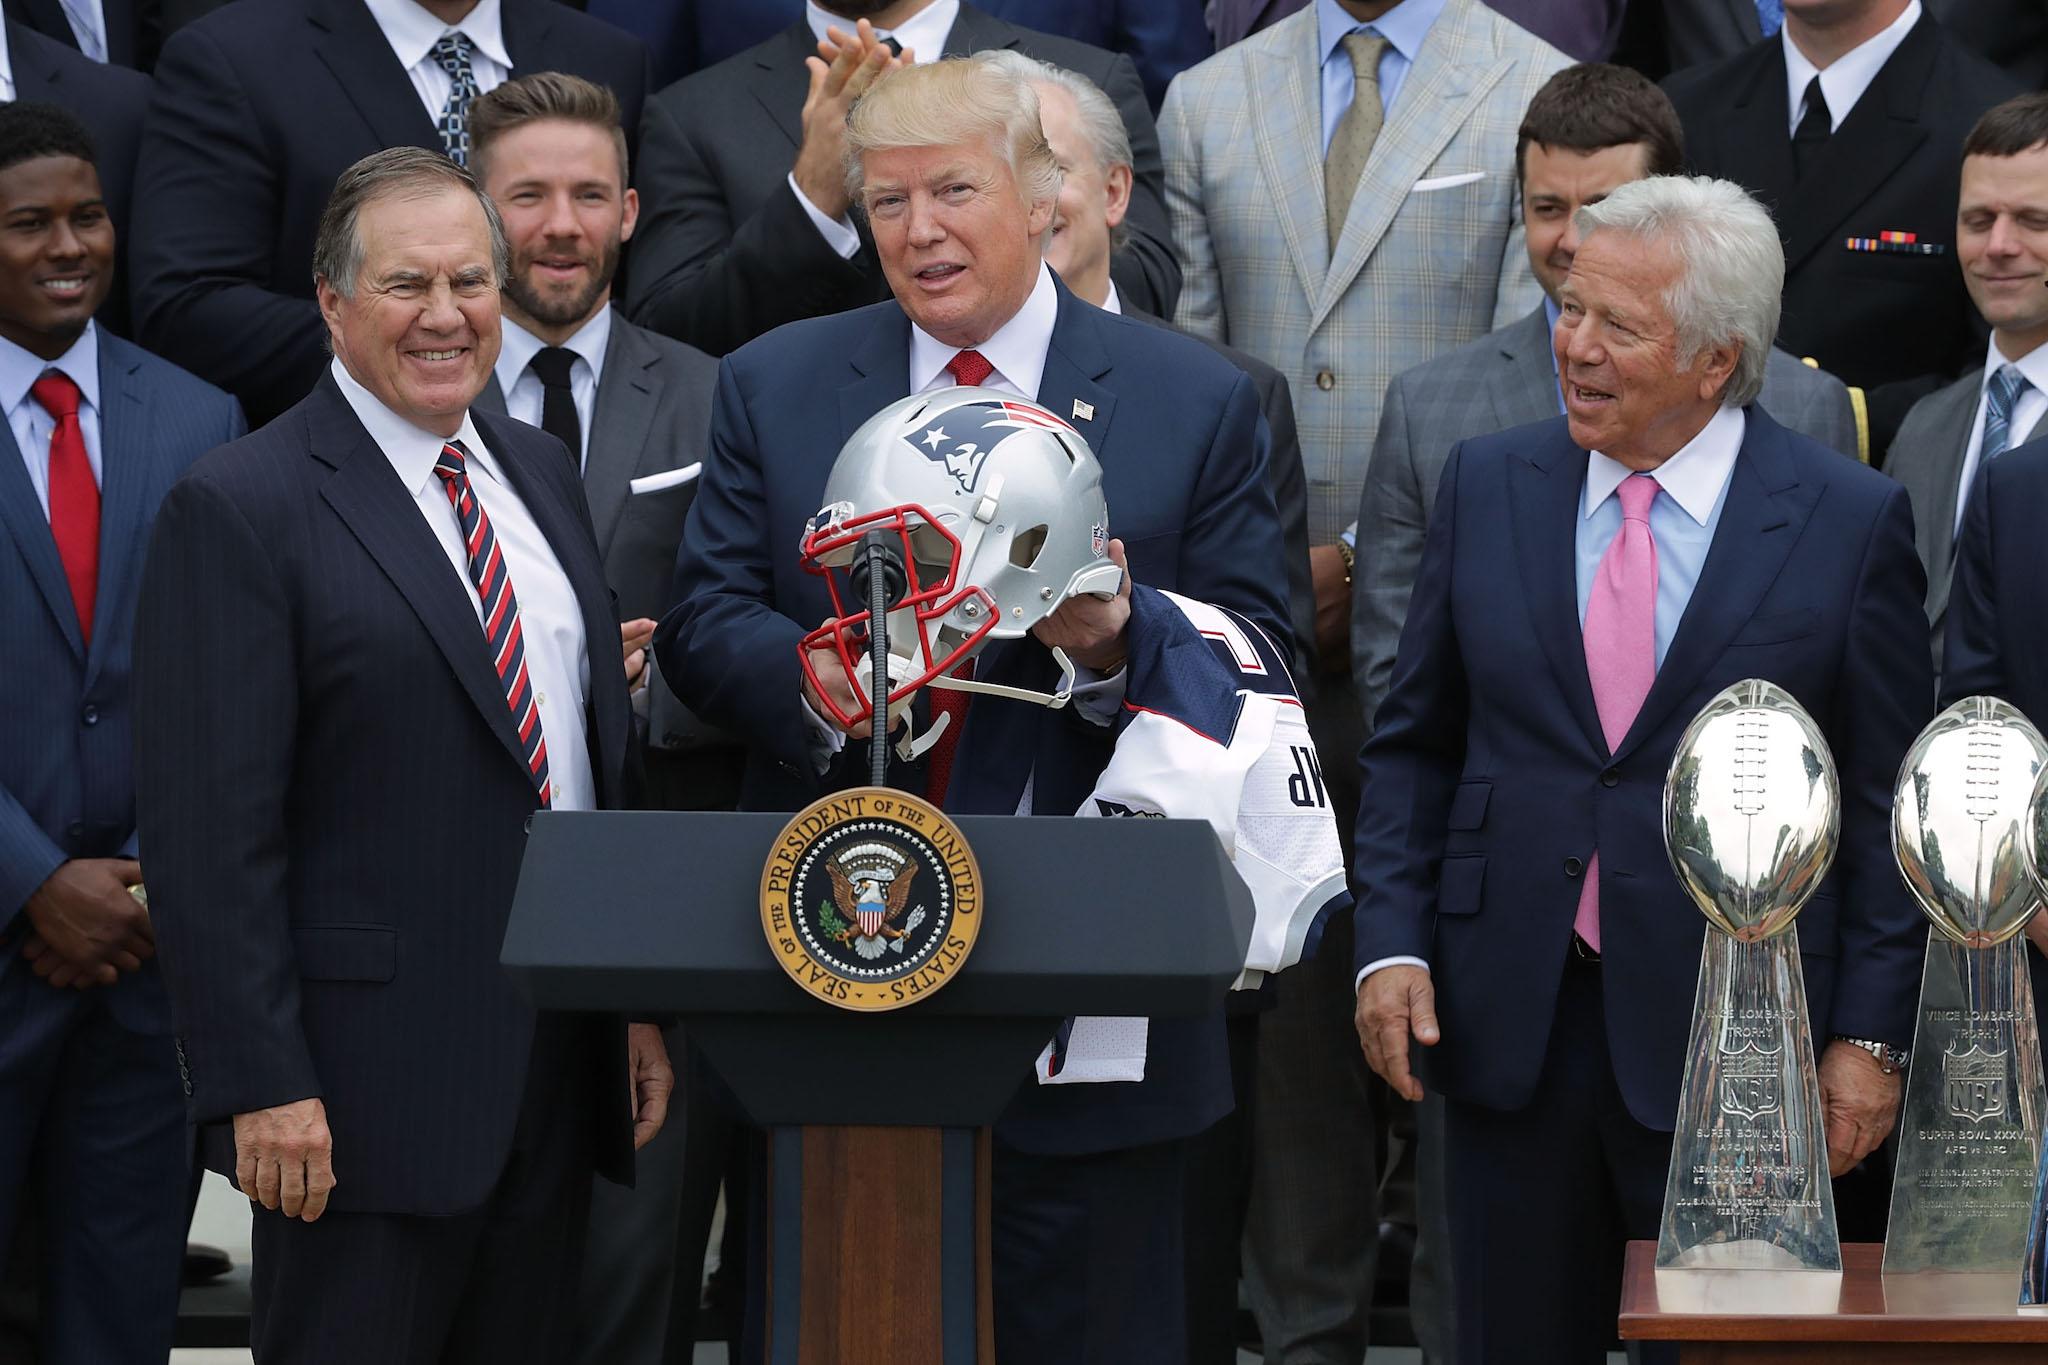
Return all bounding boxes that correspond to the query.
[1574,474,1659,951]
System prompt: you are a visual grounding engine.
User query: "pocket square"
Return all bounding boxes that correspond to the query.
[1410,171,1486,194]
[629,463,702,495]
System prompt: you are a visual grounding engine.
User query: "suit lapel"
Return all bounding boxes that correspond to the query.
[1613,415,1810,762]
[308,0,441,152]
[1508,427,1604,755]
[1246,14,1327,310]
[750,23,814,153]
[839,306,912,444]
[1779,17,1937,273]
[83,341,146,688]
[0,401,79,659]
[584,317,661,558]
[1719,47,1797,235]
[1319,3,1512,327]
[1919,379,1982,618]
[312,381,535,783]
[1491,306,1564,429]
[1035,282,1118,457]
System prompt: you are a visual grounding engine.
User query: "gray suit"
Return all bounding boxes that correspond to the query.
[481,307,730,1365]
[1885,370,2048,680]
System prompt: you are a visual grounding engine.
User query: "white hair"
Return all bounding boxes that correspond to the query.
[1573,175,1782,408]
[977,50,1132,175]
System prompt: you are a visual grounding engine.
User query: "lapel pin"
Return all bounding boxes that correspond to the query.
[1072,399,1094,422]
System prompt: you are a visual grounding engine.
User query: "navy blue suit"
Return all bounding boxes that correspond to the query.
[1354,410,1930,1362]
[656,277,1289,1362]
[1941,437,2048,1043]
[0,331,243,1361]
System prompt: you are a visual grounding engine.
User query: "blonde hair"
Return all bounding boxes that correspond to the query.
[844,54,1062,210]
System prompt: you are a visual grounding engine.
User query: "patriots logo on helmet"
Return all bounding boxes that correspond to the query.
[907,400,1076,495]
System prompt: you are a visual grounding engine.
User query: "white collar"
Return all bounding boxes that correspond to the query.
[1782,0,1919,134]
[1985,333,2048,397]
[1100,281,1123,316]
[363,0,511,73]
[1583,405,1746,527]
[330,356,496,498]
[804,0,958,61]
[0,321,99,418]
[908,262,1060,399]
[0,20,15,97]
[496,305,614,395]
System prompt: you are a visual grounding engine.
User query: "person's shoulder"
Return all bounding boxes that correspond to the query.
[728,298,898,379]
[1760,412,1896,502]
[611,311,719,383]
[519,0,644,60]
[1092,304,1254,399]
[1396,313,1536,395]
[1892,368,1981,442]
[654,19,802,110]
[159,0,305,57]
[103,332,240,414]
[969,11,1122,83]
[1660,41,1767,111]
[1454,0,1570,67]
[1169,6,1300,95]
[9,22,148,102]
[1920,19,2026,115]
[1455,413,1570,465]
[1986,433,2048,501]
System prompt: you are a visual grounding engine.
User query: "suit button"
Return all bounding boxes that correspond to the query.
[81,705,98,726]
[1601,769,1619,788]
[1316,370,1335,391]
[1563,857,1585,878]
[67,821,85,838]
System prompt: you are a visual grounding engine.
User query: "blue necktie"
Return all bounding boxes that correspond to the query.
[1756,0,1784,38]
[1983,364,2032,466]
[430,33,480,166]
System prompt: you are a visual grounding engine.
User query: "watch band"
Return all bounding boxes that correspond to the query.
[1831,1034,1909,1074]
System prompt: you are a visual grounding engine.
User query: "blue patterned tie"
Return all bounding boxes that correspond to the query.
[1755,0,1784,37]
[430,32,480,166]
[1983,364,2032,466]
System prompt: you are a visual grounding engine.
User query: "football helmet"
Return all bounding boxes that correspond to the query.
[798,386,1121,743]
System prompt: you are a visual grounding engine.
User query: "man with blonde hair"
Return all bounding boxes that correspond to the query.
[657,52,1293,1364]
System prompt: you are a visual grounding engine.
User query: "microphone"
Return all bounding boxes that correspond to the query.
[851,529,907,788]
[847,529,909,611]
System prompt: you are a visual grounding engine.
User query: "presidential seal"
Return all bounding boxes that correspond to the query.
[759,788,982,1011]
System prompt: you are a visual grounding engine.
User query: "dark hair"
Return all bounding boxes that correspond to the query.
[0,102,97,178]
[467,72,628,184]
[311,146,508,296]
[1965,93,2048,160]
[1515,63,1683,186]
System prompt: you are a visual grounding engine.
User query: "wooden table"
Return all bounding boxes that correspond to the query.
[1619,1241,2048,1362]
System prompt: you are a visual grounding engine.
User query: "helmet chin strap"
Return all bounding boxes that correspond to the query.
[891,647,1078,762]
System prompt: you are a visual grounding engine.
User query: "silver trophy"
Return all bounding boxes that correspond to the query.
[1886,697,2046,1277]
[1658,679,1841,1271]
[2016,754,2048,1302]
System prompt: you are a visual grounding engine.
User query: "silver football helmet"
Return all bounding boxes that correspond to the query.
[797,386,1121,741]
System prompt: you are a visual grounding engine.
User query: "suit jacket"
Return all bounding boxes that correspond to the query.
[1941,434,2048,1041]
[1657,0,1760,74]
[1886,370,2048,681]
[1927,0,2048,92]
[10,20,148,338]
[477,307,732,761]
[975,0,1212,111]
[130,0,649,426]
[0,332,242,1033]
[1353,409,1931,1128]
[1162,0,1570,545]
[1128,304,1316,682]
[1352,304,1861,722]
[623,4,1181,359]
[1663,15,2020,455]
[133,377,636,1214]
[3,0,157,68]
[655,275,1291,1154]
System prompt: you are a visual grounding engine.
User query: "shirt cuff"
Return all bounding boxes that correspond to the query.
[1354,955,1429,993]
[1068,664,1127,729]
[788,173,860,260]
[799,690,848,774]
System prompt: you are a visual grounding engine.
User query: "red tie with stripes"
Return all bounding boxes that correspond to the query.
[432,441,553,806]
[33,371,97,644]
[922,349,995,804]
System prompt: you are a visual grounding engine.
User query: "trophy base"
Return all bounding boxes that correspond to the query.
[1884,934,2044,1276]
[1657,931,1841,1272]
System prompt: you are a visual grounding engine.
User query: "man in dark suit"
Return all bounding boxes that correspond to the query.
[1887,94,2048,680]
[1663,0,2020,457]
[1,0,158,69]
[624,0,1182,359]
[0,100,242,1365]
[130,0,647,427]
[657,55,1288,1364]
[466,71,733,1365]
[134,147,671,1364]
[1353,175,1928,1364]
[975,0,1211,111]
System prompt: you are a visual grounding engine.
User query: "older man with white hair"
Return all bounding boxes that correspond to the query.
[1350,175,1930,1364]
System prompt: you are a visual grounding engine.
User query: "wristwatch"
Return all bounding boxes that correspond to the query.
[1830,1034,1910,1074]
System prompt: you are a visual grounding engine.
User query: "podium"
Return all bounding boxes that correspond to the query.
[501,809,1255,1364]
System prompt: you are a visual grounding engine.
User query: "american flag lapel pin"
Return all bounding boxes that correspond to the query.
[1072,399,1095,422]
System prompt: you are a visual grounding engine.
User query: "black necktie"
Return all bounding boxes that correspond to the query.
[883,34,902,56]
[1792,76,1831,181]
[529,346,582,469]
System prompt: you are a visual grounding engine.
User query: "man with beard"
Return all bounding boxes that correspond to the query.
[466,72,731,1365]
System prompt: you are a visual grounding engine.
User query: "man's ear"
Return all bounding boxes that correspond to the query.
[1104,163,1132,232]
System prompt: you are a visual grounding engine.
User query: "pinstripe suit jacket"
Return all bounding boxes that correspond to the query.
[134,376,637,1214]
[0,332,243,1034]
[1160,0,1569,543]
[1351,305,1861,722]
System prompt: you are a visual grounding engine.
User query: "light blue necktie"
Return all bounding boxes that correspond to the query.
[1983,364,2032,466]
[58,0,105,61]
[1755,0,1784,38]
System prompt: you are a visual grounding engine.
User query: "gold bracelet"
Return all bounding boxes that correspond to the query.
[1336,538,1355,586]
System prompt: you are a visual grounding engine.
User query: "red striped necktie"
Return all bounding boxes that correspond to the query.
[432,440,552,806]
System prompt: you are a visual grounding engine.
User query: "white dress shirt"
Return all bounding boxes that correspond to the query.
[1100,281,1123,316]
[791,0,962,258]
[330,358,595,811]
[58,0,104,62]
[4,322,101,517]
[0,20,18,102]
[364,0,512,123]
[494,307,613,470]
[1953,337,2048,535]
[1782,0,1920,136]
[1315,0,1447,155]
[908,261,1058,399]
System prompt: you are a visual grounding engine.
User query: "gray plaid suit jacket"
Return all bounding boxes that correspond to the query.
[1161,0,1570,544]
[1886,370,2048,679]
[1351,304,1861,722]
